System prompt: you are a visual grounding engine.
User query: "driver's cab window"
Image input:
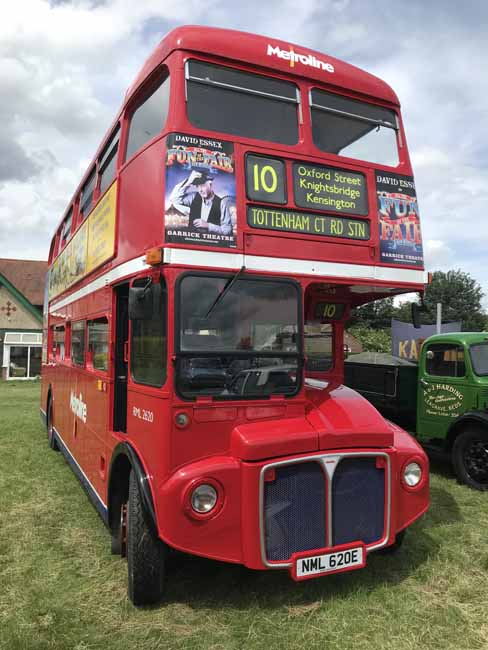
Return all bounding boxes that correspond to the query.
[425,343,465,378]
[304,322,333,372]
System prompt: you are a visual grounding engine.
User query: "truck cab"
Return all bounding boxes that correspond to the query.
[345,332,488,490]
[417,332,488,490]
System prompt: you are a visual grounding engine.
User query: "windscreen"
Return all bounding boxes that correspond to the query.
[177,274,301,398]
[311,89,399,166]
[186,60,299,145]
[470,343,488,376]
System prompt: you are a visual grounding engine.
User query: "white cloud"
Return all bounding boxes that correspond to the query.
[0,0,487,317]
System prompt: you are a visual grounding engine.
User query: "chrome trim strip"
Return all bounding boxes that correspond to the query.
[259,451,392,569]
[187,75,299,104]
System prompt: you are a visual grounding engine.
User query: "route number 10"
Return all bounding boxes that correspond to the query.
[253,164,278,193]
[245,155,286,204]
[321,304,337,318]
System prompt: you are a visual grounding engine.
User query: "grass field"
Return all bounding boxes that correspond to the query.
[1,381,488,650]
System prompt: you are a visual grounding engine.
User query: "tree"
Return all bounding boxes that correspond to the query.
[396,270,485,331]
[349,297,395,330]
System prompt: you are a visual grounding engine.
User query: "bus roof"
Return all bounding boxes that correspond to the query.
[125,25,400,107]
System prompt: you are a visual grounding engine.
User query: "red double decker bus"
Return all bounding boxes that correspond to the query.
[41,26,429,605]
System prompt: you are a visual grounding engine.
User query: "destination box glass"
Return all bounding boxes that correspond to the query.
[247,205,370,240]
[293,162,368,215]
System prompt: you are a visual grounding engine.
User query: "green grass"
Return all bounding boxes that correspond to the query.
[1,381,488,650]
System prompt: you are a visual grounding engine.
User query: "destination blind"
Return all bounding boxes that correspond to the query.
[247,206,369,240]
[293,162,367,215]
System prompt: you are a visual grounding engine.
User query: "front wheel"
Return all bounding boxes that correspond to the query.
[127,470,166,606]
[452,428,488,490]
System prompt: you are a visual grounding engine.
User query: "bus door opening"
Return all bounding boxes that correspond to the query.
[113,283,129,432]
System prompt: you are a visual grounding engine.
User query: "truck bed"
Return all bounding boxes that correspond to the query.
[344,353,418,430]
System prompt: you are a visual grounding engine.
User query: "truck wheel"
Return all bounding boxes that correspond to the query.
[127,470,166,606]
[379,530,405,554]
[452,428,488,490]
[46,399,59,451]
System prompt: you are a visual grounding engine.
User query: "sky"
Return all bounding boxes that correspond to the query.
[1,0,487,304]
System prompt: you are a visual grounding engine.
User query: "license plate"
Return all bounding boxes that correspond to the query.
[291,542,366,581]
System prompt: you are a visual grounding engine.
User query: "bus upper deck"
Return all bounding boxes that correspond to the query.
[47,26,424,312]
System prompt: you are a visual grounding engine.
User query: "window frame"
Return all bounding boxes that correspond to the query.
[174,270,303,401]
[309,87,401,166]
[60,208,73,249]
[79,168,96,222]
[98,125,120,197]
[130,277,168,388]
[123,67,170,164]
[87,316,110,373]
[425,342,466,379]
[184,58,301,146]
[71,320,86,368]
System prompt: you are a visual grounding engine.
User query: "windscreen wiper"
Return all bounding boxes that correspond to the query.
[204,266,246,320]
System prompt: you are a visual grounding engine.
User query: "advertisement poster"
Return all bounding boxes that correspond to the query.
[49,181,117,300]
[164,133,237,248]
[376,171,423,266]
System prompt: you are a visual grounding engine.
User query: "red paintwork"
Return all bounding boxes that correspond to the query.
[41,26,429,580]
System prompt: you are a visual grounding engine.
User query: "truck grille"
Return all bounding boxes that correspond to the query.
[263,455,387,563]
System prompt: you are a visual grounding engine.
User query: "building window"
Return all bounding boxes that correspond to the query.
[3,332,43,380]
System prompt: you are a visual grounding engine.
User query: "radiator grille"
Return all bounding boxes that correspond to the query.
[264,462,326,561]
[332,457,385,546]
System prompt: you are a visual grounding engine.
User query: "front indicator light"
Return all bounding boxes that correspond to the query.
[191,484,218,514]
[403,462,422,487]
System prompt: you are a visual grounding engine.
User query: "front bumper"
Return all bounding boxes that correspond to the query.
[156,444,429,571]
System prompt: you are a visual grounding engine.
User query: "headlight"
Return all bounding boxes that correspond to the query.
[191,484,218,513]
[403,462,422,487]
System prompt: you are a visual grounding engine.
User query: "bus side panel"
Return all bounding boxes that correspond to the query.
[79,371,110,503]
[117,140,166,266]
[125,389,172,492]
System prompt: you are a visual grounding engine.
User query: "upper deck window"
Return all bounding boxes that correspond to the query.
[99,126,120,195]
[125,73,170,162]
[310,89,399,167]
[60,208,73,249]
[79,169,96,220]
[186,60,299,145]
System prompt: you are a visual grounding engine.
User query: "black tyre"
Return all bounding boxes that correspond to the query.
[379,530,405,555]
[452,428,488,490]
[127,470,166,606]
[46,399,59,451]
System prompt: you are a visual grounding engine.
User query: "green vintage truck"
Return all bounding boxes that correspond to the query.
[345,332,488,490]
